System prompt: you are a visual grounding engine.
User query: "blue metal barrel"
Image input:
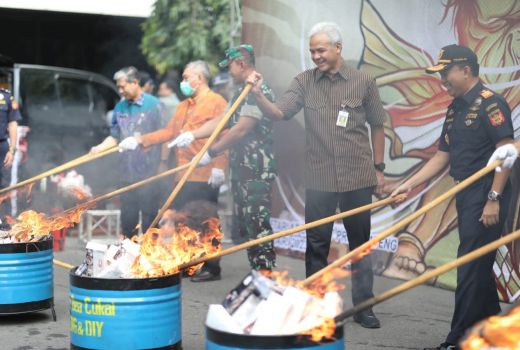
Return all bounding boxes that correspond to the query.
[0,239,54,314]
[206,326,345,350]
[70,270,182,350]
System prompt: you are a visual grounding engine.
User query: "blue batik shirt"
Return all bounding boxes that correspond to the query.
[111,93,162,183]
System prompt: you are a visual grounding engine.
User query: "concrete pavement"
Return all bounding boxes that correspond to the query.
[0,235,510,350]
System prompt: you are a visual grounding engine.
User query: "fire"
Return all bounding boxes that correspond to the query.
[8,203,93,242]
[68,186,92,201]
[0,183,34,204]
[461,305,520,350]
[130,217,223,278]
[262,268,349,342]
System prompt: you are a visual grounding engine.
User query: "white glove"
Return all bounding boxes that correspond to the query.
[487,143,518,172]
[195,151,213,167]
[208,168,225,188]
[168,132,194,148]
[118,137,139,152]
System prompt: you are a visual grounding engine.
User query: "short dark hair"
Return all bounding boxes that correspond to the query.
[138,71,154,87]
[160,78,177,91]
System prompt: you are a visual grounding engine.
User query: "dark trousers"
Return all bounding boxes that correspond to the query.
[305,187,375,305]
[120,181,160,237]
[171,181,221,275]
[0,140,8,217]
[446,176,511,344]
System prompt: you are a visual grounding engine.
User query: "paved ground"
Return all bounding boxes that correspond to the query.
[0,236,511,350]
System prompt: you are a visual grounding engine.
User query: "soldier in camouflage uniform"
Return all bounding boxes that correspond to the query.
[170,45,277,270]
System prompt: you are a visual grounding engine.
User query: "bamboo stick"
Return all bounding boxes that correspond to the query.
[303,160,502,286]
[53,258,74,270]
[178,195,405,270]
[63,163,190,214]
[334,228,520,324]
[0,146,119,194]
[148,84,253,230]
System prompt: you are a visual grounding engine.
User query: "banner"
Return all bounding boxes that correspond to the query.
[242,0,520,302]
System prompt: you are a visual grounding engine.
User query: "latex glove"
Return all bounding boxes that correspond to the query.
[119,137,139,152]
[89,145,103,154]
[487,143,519,172]
[168,132,194,148]
[208,168,225,188]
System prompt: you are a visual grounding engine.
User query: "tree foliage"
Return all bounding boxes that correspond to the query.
[141,0,236,74]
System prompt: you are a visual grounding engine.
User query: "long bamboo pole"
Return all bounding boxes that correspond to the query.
[148,84,253,230]
[63,163,190,214]
[303,160,502,286]
[53,258,74,270]
[178,195,405,270]
[334,229,520,324]
[0,146,119,195]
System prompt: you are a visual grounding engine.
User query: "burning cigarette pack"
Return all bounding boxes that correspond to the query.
[206,271,343,337]
[77,239,141,279]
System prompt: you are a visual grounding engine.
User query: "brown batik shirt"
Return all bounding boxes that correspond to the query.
[275,62,387,192]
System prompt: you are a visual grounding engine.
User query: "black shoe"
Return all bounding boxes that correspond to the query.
[423,342,458,350]
[353,308,381,328]
[190,270,221,282]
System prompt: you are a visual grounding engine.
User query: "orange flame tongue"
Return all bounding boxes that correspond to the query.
[262,269,349,342]
[8,203,94,242]
[461,305,520,349]
[130,217,223,278]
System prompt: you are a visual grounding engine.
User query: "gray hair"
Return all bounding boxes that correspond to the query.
[113,66,139,82]
[308,22,342,45]
[186,60,211,84]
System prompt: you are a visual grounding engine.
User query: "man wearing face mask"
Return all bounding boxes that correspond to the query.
[169,45,277,272]
[91,66,163,237]
[391,45,514,350]
[119,60,227,282]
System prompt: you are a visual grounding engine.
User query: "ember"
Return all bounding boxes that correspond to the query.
[461,304,520,350]
[206,269,347,341]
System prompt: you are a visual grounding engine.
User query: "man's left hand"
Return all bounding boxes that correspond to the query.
[208,168,225,188]
[193,151,212,167]
[3,151,13,168]
[375,170,385,196]
[480,201,500,227]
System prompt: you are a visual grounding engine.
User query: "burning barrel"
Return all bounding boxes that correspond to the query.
[206,326,345,349]
[69,270,182,350]
[0,238,54,317]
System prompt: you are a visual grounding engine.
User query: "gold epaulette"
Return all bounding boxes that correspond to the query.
[480,90,494,99]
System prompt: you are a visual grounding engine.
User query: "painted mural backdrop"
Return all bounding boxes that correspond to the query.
[242,0,519,302]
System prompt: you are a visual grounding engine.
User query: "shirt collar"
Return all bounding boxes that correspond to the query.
[315,60,350,82]
[460,81,484,106]
[128,92,144,106]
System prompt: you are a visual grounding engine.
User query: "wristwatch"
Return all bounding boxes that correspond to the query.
[487,190,501,202]
[8,147,16,154]
[374,162,386,172]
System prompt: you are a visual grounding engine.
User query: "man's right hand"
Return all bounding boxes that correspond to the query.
[246,71,264,95]
[168,132,194,148]
[390,183,411,203]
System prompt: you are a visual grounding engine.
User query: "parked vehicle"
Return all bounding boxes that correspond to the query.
[0,63,121,207]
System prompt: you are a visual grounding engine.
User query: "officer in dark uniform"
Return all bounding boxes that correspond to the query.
[391,44,514,350]
[0,88,20,188]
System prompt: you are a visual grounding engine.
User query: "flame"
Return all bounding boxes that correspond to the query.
[262,268,349,342]
[461,305,520,350]
[7,203,93,242]
[130,217,223,278]
[0,183,34,204]
[67,186,91,201]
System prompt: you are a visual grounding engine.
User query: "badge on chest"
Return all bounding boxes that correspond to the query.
[336,110,349,127]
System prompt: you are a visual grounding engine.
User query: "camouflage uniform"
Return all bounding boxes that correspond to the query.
[228,83,277,270]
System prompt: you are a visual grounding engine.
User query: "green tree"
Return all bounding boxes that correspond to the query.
[141,0,240,74]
